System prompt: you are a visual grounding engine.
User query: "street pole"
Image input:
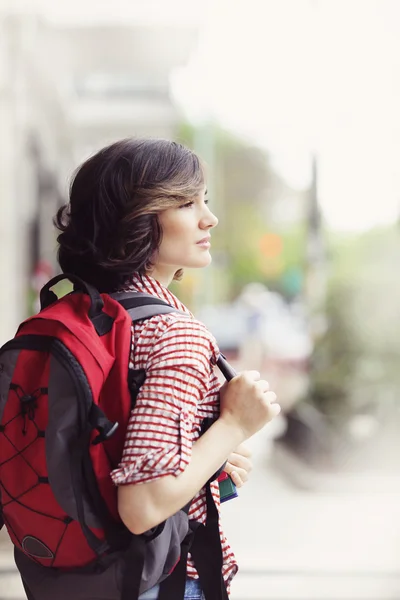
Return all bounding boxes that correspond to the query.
[304,153,327,342]
[303,0,327,342]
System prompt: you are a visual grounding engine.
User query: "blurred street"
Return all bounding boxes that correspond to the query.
[223,430,400,600]
[1,423,400,600]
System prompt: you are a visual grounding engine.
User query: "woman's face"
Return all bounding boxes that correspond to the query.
[150,187,218,286]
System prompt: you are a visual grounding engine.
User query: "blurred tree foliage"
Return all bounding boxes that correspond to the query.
[178,122,307,301]
[308,225,400,422]
[307,281,361,422]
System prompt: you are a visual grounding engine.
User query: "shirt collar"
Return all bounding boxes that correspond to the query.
[120,273,193,317]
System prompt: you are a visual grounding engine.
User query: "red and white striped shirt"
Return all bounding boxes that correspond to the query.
[110,274,238,589]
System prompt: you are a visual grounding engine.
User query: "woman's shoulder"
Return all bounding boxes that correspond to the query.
[137,310,219,361]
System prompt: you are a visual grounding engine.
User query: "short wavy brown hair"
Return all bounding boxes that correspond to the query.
[54,138,205,291]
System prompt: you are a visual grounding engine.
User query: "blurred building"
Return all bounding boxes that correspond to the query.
[0,1,199,342]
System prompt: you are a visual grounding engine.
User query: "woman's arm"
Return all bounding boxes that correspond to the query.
[118,417,243,534]
[118,371,279,534]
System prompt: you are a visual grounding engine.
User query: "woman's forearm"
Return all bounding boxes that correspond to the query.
[118,418,244,534]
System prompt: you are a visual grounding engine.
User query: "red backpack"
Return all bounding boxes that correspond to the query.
[0,274,235,600]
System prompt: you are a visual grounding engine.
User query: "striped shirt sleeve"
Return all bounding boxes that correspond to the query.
[110,316,217,486]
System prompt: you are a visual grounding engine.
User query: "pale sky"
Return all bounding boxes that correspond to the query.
[10,0,400,231]
[172,0,400,232]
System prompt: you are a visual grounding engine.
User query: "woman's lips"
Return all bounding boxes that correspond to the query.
[197,237,211,248]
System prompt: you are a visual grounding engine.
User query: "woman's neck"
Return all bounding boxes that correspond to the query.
[145,267,173,288]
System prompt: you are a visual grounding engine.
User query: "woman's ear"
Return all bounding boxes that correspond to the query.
[173,269,183,281]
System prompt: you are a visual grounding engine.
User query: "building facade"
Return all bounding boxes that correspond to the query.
[0,2,199,342]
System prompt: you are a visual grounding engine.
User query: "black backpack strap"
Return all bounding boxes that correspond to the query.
[189,485,229,600]
[111,291,180,322]
[120,535,147,600]
[111,292,238,381]
[40,274,114,336]
[69,431,110,556]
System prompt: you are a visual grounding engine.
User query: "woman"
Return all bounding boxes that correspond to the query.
[24,138,280,599]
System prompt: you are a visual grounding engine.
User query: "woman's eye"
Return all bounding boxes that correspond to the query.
[179,201,194,209]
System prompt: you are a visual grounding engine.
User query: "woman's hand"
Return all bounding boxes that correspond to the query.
[224,443,253,488]
[219,371,280,442]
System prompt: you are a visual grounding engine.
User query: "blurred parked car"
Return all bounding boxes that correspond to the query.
[197,283,312,412]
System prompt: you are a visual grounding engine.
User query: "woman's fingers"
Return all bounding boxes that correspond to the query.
[227,452,252,474]
[224,443,253,487]
[224,463,249,488]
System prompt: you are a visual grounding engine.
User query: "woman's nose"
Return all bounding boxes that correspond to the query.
[201,207,218,229]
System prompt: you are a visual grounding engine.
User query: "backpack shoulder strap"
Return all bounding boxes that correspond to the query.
[110,291,236,381]
[110,291,183,322]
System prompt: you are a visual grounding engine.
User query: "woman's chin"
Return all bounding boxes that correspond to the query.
[181,252,213,270]
[197,253,212,267]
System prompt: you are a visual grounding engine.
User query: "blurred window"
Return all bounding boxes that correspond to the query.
[74,73,169,99]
